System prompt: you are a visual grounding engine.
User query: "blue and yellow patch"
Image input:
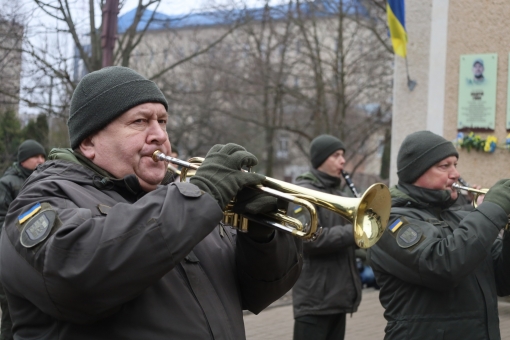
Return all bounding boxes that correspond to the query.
[18,203,42,224]
[388,218,404,233]
[20,209,56,248]
[397,224,423,249]
[294,206,303,214]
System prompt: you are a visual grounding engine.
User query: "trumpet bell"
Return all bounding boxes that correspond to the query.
[354,184,391,248]
[263,177,391,249]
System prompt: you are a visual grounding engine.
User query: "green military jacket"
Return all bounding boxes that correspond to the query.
[292,168,362,318]
[0,162,32,228]
[368,182,510,340]
[0,149,302,339]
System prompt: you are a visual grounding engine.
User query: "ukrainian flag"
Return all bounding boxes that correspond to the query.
[387,0,407,58]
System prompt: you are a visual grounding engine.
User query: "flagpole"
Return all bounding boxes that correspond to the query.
[405,56,417,91]
[387,0,416,91]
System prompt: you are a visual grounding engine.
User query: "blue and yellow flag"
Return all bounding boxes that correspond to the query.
[387,0,407,58]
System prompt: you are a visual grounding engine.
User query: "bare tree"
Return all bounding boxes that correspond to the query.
[0,0,244,151]
[170,0,393,182]
[0,2,24,112]
[5,0,393,184]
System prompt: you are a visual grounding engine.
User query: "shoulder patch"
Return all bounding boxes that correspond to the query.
[20,209,56,248]
[396,224,423,249]
[18,202,42,224]
[388,217,407,233]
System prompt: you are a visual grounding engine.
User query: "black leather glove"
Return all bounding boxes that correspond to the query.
[232,188,278,242]
[484,179,510,215]
[190,144,265,210]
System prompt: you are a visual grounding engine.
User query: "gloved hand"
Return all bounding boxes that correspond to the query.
[232,188,278,242]
[484,179,510,215]
[190,144,265,210]
[232,188,278,215]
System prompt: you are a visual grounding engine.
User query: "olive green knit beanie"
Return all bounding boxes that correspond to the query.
[310,134,346,168]
[68,66,168,149]
[397,130,459,184]
[18,139,46,163]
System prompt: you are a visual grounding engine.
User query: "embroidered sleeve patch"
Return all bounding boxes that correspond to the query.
[388,218,404,233]
[18,202,42,224]
[396,224,423,249]
[20,209,56,248]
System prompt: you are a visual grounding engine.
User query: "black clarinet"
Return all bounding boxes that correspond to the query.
[341,170,360,198]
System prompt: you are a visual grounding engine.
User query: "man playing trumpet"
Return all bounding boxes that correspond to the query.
[369,130,510,339]
[0,66,302,339]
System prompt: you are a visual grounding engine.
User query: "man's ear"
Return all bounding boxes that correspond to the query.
[79,136,95,160]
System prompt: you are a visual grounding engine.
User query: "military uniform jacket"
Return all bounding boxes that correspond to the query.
[292,169,362,318]
[0,162,31,228]
[368,182,510,340]
[0,149,302,340]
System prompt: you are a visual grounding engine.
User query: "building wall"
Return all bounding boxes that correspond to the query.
[389,0,433,186]
[391,0,510,188]
[443,0,510,188]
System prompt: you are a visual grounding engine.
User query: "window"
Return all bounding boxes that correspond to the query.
[276,136,289,159]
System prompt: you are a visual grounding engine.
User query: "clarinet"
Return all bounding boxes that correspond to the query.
[341,170,361,198]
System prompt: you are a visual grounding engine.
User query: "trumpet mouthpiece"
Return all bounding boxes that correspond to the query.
[152,150,164,162]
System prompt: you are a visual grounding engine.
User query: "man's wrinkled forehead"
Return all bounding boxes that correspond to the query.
[115,102,168,120]
[434,155,458,166]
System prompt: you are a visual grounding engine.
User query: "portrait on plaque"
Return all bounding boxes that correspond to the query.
[457,53,497,130]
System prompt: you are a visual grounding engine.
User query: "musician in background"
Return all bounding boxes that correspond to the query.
[369,130,510,339]
[0,139,46,340]
[292,134,362,340]
[0,66,302,339]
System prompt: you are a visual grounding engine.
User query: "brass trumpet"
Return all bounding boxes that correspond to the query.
[167,164,181,176]
[152,151,391,248]
[452,183,488,208]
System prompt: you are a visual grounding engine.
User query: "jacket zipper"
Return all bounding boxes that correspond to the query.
[175,264,215,339]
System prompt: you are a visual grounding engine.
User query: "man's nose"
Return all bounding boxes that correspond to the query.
[148,121,168,144]
[451,167,460,180]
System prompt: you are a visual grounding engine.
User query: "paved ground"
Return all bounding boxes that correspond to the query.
[2,287,510,338]
[244,288,510,340]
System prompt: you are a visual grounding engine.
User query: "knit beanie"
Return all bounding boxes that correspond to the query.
[68,66,168,149]
[310,135,346,168]
[18,139,46,163]
[397,130,459,184]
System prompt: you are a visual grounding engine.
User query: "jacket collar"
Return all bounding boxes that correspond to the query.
[3,162,32,179]
[48,148,144,197]
[296,167,341,189]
